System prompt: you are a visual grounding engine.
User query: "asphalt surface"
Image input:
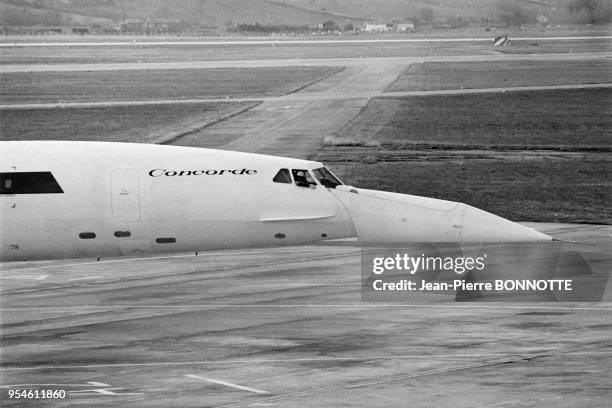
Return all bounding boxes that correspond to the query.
[1,223,611,407]
[2,52,610,73]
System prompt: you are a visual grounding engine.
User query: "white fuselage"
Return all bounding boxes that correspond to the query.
[0,141,355,261]
[0,141,550,262]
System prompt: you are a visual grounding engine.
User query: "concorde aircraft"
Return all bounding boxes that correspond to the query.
[0,141,550,262]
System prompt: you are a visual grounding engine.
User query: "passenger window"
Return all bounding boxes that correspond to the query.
[273,168,292,184]
[0,172,63,194]
[313,167,343,189]
[292,169,316,188]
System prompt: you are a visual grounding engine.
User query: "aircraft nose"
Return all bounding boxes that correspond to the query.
[454,202,552,242]
[331,186,552,243]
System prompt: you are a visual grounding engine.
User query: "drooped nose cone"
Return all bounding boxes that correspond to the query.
[456,201,552,241]
[331,186,552,243]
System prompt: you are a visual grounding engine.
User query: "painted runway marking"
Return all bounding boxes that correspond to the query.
[67,276,102,282]
[0,383,106,388]
[68,382,144,396]
[185,374,270,394]
[1,381,144,396]
[1,36,610,48]
[0,274,48,280]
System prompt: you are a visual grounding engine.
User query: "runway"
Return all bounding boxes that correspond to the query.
[1,224,611,407]
[1,35,611,48]
[2,51,610,73]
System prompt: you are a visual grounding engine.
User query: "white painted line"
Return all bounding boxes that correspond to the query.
[69,392,145,396]
[72,388,119,395]
[68,382,145,396]
[0,383,103,388]
[383,82,612,97]
[0,274,48,280]
[1,36,610,47]
[0,381,145,396]
[67,276,102,282]
[185,374,270,394]
[69,392,109,396]
[0,98,256,110]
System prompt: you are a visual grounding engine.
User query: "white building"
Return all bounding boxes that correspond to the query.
[395,23,415,32]
[364,23,391,32]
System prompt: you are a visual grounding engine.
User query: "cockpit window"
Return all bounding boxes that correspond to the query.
[292,169,317,188]
[313,167,343,189]
[273,168,292,184]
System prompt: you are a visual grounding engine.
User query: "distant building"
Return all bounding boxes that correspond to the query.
[15,26,66,35]
[364,23,391,32]
[121,18,184,34]
[395,23,414,32]
[71,27,89,35]
[318,20,338,32]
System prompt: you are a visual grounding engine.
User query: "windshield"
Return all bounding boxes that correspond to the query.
[291,169,317,187]
[312,167,343,188]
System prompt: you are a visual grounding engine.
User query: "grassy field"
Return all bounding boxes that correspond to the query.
[323,154,611,224]
[318,87,611,224]
[0,67,342,104]
[0,102,258,143]
[1,39,609,65]
[387,60,612,92]
[328,88,611,150]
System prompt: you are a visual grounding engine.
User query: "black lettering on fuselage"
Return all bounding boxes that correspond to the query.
[149,169,258,177]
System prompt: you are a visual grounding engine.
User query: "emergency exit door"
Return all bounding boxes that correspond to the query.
[111,168,140,222]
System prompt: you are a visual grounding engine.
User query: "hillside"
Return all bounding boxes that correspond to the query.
[0,0,362,28]
[273,0,606,24]
[1,0,609,28]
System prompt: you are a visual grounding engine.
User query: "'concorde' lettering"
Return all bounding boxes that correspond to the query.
[149,169,258,177]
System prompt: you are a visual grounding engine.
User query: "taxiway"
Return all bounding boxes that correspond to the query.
[1,224,610,407]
